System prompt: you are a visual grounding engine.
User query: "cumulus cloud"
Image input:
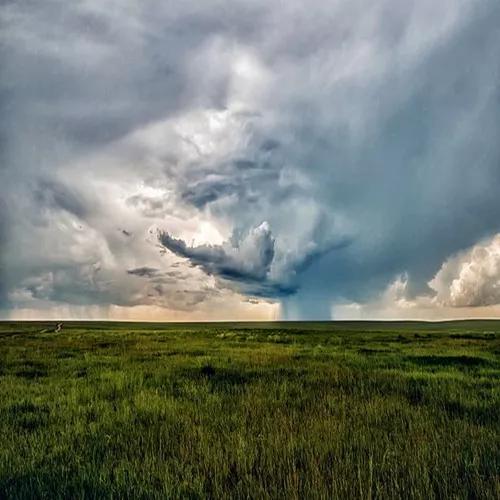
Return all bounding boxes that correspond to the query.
[430,234,500,307]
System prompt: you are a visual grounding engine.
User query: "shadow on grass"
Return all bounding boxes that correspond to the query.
[404,355,493,368]
[449,333,496,340]
[2,401,50,431]
[14,361,50,379]
[191,364,253,388]
[0,470,113,500]
[174,364,309,393]
[442,399,498,425]
[358,347,394,355]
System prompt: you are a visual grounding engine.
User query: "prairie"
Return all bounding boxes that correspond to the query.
[0,320,499,499]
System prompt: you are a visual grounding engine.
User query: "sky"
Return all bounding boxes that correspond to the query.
[1,0,500,321]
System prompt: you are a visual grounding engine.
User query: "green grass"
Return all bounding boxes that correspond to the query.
[0,320,499,499]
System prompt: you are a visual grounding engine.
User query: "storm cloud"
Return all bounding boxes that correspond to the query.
[159,222,275,281]
[158,221,301,297]
[1,0,500,319]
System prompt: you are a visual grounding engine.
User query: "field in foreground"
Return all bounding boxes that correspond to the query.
[0,320,499,499]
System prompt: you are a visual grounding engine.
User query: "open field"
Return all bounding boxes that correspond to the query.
[0,320,499,499]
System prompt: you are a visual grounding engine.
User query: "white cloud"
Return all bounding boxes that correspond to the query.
[430,234,500,307]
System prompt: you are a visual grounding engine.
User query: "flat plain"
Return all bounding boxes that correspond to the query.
[0,320,499,499]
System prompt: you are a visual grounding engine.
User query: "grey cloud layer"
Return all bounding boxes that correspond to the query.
[1,0,500,318]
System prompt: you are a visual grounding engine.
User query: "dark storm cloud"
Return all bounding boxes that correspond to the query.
[158,221,351,298]
[126,195,168,218]
[181,179,239,209]
[176,150,282,210]
[1,0,500,318]
[159,222,275,283]
[127,267,160,278]
[34,179,88,219]
[179,169,279,209]
[290,3,500,315]
[158,230,297,298]
[0,0,266,151]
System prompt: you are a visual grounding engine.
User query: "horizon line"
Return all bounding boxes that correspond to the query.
[2,318,500,324]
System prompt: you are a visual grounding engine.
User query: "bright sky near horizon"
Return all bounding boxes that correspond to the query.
[1,0,500,321]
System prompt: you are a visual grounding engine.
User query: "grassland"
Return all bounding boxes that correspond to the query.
[0,320,499,499]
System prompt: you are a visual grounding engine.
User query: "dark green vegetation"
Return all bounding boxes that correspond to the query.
[0,320,499,499]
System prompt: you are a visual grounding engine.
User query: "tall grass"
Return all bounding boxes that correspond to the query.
[0,321,499,498]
